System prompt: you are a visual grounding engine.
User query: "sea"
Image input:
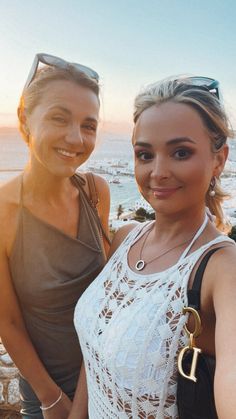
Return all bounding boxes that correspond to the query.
[1,128,236,223]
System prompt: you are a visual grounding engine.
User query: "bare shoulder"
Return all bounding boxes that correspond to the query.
[0,175,21,250]
[92,173,110,196]
[79,172,109,200]
[207,243,236,274]
[0,176,21,213]
[204,243,236,294]
[108,221,139,258]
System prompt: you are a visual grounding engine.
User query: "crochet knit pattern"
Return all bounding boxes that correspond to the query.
[74,222,231,418]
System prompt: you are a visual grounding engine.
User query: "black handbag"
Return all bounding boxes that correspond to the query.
[177,248,221,419]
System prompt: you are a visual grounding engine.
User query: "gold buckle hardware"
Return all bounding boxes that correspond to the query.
[177,306,202,382]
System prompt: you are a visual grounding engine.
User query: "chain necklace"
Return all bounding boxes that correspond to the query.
[135,224,194,271]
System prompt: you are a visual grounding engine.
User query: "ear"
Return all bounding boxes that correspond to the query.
[213,144,229,177]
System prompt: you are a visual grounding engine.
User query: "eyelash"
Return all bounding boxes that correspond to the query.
[82,124,96,132]
[51,117,96,133]
[135,151,153,161]
[173,148,192,160]
[135,148,193,161]
[52,116,66,124]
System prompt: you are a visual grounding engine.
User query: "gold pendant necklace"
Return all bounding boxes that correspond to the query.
[135,225,194,271]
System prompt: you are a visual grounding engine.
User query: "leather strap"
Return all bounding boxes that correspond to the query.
[85,172,111,246]
[187,247,222,310]
[86,172,99,208]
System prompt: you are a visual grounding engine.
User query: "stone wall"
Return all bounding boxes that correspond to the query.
[0,343,20,418]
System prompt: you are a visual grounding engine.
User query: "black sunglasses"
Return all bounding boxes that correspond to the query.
[175,76,222,101]
[23,53,99,91]
[177,76,220,100]
[187,76,220,99]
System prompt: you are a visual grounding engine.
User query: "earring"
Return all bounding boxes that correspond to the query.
[209,177,216,197]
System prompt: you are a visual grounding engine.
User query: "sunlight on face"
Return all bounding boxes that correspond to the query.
[133,102,226,216]
[26,80,100,177]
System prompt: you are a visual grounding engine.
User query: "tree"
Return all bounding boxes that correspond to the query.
[147,212,155,220]
[133,207,147,222]
[117,204,124,219]
[133,207,155,222]
[228,225,236,242]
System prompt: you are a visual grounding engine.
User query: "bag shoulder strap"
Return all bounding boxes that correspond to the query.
[85,172,111,246]
[187,247,222,311]
[85,172,99,208]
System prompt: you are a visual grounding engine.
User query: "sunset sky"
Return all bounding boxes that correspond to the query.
[1,0,236,133]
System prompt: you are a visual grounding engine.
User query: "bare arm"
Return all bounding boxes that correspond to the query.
[68,362,88,419]
[0,208,71,417]
[211,246,236,418]
[108,222,138,259]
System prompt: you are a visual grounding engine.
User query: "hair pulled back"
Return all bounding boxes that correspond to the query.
[133,76,233,231]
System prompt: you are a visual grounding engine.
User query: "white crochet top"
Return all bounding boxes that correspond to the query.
[74,217,232,418]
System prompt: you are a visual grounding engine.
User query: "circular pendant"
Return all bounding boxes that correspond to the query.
[135,260,145,271]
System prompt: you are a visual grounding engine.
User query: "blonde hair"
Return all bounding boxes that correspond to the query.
[133,76,234,231]
[18,65,100,143]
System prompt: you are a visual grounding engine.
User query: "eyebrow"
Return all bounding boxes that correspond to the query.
[48,106,71,114]
[167,137,196,145]
[48,106,98,123]
[84,117,98,124]
[133,137,196,147]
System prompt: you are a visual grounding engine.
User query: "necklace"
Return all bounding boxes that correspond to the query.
[135,224,194,271]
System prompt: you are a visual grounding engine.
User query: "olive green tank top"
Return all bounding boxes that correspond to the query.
[9,173,106,414]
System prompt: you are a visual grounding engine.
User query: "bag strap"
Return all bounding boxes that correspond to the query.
[85,172,99,208]
[187,247,222,311]
[85,172,111,246]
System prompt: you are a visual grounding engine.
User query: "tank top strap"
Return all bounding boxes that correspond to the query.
[178,213,208,263]
[71,172,97,208]
[71,172,99,208]
[71,173,89,207]
[122,221,152,252]
[71,172,86,189]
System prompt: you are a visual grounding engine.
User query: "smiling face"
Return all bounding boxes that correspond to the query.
[133,101,227,216]
[25,79,99,178]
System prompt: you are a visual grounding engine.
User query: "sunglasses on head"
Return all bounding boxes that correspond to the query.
[23,53,99,92]
[177,76,220,100]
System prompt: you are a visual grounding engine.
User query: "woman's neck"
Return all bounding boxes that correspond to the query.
[22,164,77,206]
[152,207,206,244]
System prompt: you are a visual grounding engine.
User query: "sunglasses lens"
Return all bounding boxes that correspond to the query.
[40,55,99,81]
[39,54,68,69]
[186,76,220,99]
[188,77,214,86]
[73,63,99,81]
[24,54,99,91]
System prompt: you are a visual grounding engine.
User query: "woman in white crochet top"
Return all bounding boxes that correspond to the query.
[69,76,236,419]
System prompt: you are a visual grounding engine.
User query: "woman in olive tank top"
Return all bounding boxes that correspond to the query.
[0,53,110,418]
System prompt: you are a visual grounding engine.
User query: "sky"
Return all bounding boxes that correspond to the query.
[0,0,236,133]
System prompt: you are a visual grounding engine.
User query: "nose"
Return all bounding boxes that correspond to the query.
[65,125,84,147]
[150,156,170,180]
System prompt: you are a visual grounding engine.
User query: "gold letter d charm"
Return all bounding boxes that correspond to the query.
[177,345,202,382]
[177,306,202,382]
